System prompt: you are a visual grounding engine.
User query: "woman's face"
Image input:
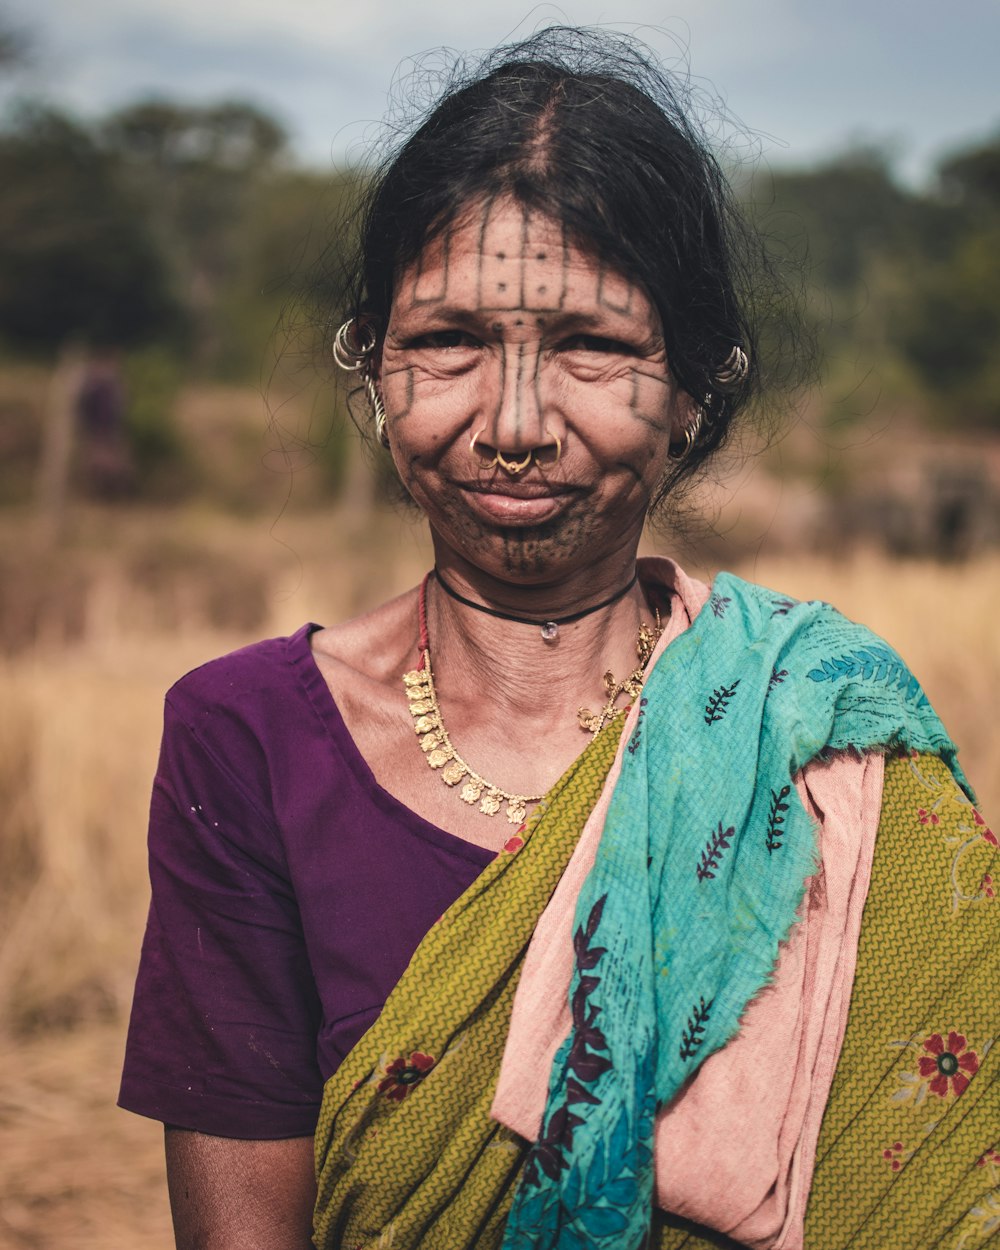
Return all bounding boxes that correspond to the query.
[379,196,692,584]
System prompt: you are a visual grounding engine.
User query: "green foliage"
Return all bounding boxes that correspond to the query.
[939,135,1000,212]
[760,148,918,291]
[753,136,1000,429]
[101,99,304,378]
[0,104,182,353]
[896,134,1000,426]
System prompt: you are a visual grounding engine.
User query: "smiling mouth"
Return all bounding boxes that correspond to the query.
[456,478,579,500]
[455,480,581,526]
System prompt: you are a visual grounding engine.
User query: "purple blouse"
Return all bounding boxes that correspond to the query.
[118,624,495,1139]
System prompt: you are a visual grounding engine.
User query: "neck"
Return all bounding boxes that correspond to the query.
[419,555,662,721]
[433,565,639,631]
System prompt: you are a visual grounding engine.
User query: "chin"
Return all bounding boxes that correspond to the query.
[480,517,601,582]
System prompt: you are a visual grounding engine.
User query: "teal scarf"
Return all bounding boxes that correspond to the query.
[502,574,969,1250]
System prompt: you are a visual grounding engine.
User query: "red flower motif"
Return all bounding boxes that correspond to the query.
[917,807,940,826]
[882,1141,907,1172]
[917,1031,979,1097]
[983,828,998,847]
[982,873,995,900]
[977,1148,1000,1168]
[502,834,525,854]
[377,1050,435,1101]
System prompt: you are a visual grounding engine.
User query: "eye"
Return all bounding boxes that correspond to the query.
[558,334,636,355]
[410,329,480,350]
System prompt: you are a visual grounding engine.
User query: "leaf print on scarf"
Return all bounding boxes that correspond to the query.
[523,896,611,1188]
[766,786,792,853]
[679,996,714,1061]
[806,644,928,706]
[696,822,735,881]
[704,680,740,725]
[709,592,732,618]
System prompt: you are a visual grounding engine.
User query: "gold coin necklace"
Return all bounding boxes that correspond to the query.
[402,572,663,823]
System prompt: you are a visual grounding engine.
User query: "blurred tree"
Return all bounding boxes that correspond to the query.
[751,149,931,425]
[894,134,1000,426]
[0,103,185,527]
[760,147,920,291]
[0,104,180,350]
[938,133,1000,212]
[103,99,291,374]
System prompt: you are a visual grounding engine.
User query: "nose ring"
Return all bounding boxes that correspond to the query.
[470,428,500,469]
[495,449,533,474]
[468,429,563,471]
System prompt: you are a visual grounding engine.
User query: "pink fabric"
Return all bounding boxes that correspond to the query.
[491,558,884,1250]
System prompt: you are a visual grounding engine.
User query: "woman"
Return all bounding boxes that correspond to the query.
[119,29,998,1250]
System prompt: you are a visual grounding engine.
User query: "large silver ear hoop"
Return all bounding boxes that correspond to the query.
[668,405,703,461]
[715,344,749,387]
[332,318,376,370]
[333,318,388,448]
[366,375,389,448]
[495,449,533,474]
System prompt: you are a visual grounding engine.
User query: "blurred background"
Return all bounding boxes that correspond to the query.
[1,2,998,1246]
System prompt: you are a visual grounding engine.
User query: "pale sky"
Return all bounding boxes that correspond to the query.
[3,0,998,183]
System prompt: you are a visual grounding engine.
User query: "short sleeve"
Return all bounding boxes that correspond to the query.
[118,692,324,1139]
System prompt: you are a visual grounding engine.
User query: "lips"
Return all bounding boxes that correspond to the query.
[456,478,581,526]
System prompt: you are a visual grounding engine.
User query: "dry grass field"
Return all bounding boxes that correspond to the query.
[0,495,998,1249]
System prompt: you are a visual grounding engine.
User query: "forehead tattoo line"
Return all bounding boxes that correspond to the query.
[558,224,570,312]
[411,227,451,306]
[474,194,498,312]
[518,203,530,308]
[597,259,636,316]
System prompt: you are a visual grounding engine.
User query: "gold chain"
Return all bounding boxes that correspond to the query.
[402,610,662,823]
[402,654,543,824]
[577,612,662,735]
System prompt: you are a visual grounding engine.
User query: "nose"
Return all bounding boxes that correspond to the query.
[478,344,559,467]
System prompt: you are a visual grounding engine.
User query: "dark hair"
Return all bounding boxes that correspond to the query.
[324,27,802,509]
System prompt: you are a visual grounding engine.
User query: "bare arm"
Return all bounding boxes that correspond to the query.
[165,1128,316,1250]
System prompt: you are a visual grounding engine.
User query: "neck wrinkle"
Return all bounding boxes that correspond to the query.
[424,567,664,722]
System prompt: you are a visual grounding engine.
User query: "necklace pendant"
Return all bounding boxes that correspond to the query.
[578,707,601,733]
[441,760,466,786]
[460,779,483,805]
[479,792,502,817]
[540,621,559,642]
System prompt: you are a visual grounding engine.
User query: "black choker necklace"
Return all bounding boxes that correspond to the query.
[432,567,639,642]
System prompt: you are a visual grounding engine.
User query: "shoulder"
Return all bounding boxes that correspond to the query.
[703,572,899,659]
[706,573,841,631]
[159,625,330,801]
[168,625,312,701]
[152,626,341,841]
